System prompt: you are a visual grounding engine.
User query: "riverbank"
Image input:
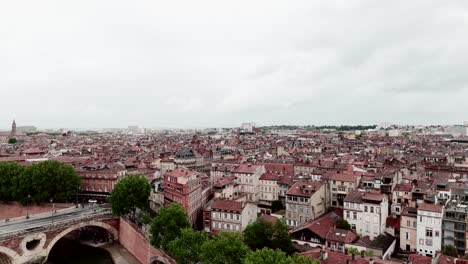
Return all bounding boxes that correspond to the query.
[102,242,142,264]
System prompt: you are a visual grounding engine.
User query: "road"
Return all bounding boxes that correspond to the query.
[0,204,111,236]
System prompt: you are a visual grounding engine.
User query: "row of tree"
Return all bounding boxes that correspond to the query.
[108,175,318,264]
[149,203,317,264]
[0,161,81,204]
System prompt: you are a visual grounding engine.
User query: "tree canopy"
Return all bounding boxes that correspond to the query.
[109,174,151,217]
[150,202,191,250]
[8,138,17,144]
[244,248,291,264]
[201,231,250,264]
[243,218,293,254]
[0,160,81,204]
[0,162,24,201]
[243,249,319,264]
[166,228,208,264]
[336,220,351,230]
[442,245,458,257]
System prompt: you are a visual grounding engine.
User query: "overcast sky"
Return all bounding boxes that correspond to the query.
[1,1,468,129]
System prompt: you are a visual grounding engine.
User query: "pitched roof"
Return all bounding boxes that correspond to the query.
[232,164,262,174]
[325,227,357,244]
[418,203,444,213]
[287,181,324,197]
[290,209,342,239]
[211,199,243,212]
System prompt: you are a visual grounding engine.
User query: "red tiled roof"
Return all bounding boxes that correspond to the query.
[408,254,432,264]
[232,164,262,174]
[211,199,243,212]
[394,183,413,192]
[418,203,443,213]
[386,216,401,228]
[325,227,357,244]
[165,168,196,178]
[259,214,278,224]
[287,181,324,198]
[290,209,342,239]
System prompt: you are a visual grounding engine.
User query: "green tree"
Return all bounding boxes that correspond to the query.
[336,220,351,230]
[271,219,294,253]
[109,174,150,217]
[243,218,293,253]
[14,160,81,204]
[167,228,207,264]
[0,162,24,201]
[244,248,292,264]
[290,254,320,264]
[442,245,458,257]
[201,231,250,264]
[8,138,17,144]
[150,203,191,250]
[364,249,374,257]
[347,247,360,256]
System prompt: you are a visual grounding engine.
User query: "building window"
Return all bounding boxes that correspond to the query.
[370,207,374,213]
[364,206,368,212]
[406,232,410,240]
[407,220,411,227]
[351,224,356,231]
[426,229,433,237]
[435,231,439,237]
[353,212,357,220]
[419,239,424,245]
[420,216,422,222]
[346,211,350,219]
[426,239,432,246]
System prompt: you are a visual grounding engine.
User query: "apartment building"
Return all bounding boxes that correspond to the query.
[400,207,418,252]
[417,203,444,257]
[208,199,257,233]
[343,190,389,240]
[285,181,325,227]
[442,183,468,255]
[163,168,203,226]
[232,164,266,202]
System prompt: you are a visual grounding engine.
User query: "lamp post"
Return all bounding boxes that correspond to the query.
[50,198,54,225]
[26,194,31,219]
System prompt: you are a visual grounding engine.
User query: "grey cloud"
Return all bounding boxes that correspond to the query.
[1,0,468,129]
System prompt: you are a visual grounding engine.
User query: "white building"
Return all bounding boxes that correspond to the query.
[416,203,443,257]
[232,164,266,202]
[343,190,389,240]
[240,123,255,133]
[210,199,257,232]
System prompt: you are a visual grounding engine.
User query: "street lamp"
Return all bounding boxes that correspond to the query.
[26,194,31,219]
[50,198,54,225]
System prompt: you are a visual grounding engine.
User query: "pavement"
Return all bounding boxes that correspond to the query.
[102,242,142,264]
[0,204,111,236]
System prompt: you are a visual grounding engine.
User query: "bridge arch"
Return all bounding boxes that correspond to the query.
[0,246,19,264]
[149,255,169,264]
[45,220,119,260]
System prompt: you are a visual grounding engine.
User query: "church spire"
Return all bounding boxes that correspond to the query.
[10,119,16,137]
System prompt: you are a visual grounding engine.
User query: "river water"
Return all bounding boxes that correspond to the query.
[45,238,114,264]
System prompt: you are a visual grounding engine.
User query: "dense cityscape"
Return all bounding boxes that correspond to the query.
[1,120,468,264]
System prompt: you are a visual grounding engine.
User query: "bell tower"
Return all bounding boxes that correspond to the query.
[10,119,16,137]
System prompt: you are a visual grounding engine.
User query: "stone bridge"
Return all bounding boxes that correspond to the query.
[0,212,119,264]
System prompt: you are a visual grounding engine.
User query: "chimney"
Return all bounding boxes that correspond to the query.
[369,258,374,264]
[352,254,355,260]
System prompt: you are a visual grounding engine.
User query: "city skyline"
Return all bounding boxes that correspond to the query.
[1,1,468,128]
